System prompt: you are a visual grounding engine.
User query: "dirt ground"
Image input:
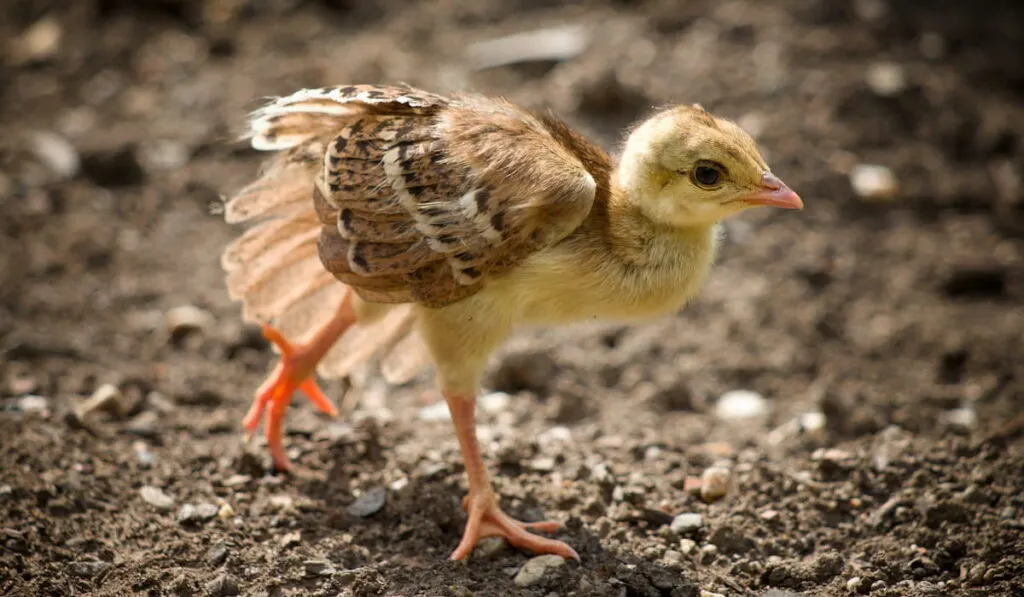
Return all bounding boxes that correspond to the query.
[2,0,1023,595]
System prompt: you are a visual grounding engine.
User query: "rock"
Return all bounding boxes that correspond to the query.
[218,503,235,519]
[679,539,697,554]
[280,531,301,548]
[177,503,218,525]
[164,305,214,341]
[208,540,229,566]
[708,524,755,554]
[960,484,989,505]
[850,164,899,201]
[417,401,450,422]
[268,494,293,510]
[9,17,62,65]
[75,383,128,421]
[205,573,239,597]
[847,576,863,591]
[125,411,160,438]
[222,474,250,488]
[480,391,511,414]
[140,485,175,512]
[346,487,387,518]
[529,456,557,472]
[472,536,508,559]
[714,390,768,420]
[133,441,156,468]
[670,512,704,534]
[304,559,335,576]
[700,591,725,597]
[467,25,589,70]
[940,407,976,431]
[18,395,50,418]
[699,543,718,564]
[700,466,731,502]
[70,560,110,578]
[138,139,190,172]
[865,61,907,96]
[537,425,572,447]
[29,131,80,179]
[513,555,566,587]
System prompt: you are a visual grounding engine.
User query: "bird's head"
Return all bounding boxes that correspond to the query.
[617,104,802,227]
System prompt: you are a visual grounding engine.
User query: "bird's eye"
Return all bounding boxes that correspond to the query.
[692,165,721,187]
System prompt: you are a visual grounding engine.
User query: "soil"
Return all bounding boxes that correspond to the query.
[2,0,1023,596]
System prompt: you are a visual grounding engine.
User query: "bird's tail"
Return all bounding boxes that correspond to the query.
[220,106,431,388]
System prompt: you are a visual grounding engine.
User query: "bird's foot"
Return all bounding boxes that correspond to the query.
[241,324,337,472]
[450,491,578,561]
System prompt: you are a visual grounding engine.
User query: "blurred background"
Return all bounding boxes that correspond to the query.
[1,1,1022,596]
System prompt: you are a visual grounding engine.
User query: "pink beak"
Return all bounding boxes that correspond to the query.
[743,172,803,210]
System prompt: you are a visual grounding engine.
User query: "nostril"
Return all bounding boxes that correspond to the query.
[760,172,784,190]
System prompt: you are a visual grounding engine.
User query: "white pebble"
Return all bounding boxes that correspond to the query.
[75,384,127,420]
[850,164,899,201]
[18,395,50,418]
[29,131,80,179]
[714,390,769,420]
[140,486,175,512]
[480,391,511,414]
[700,466,731,502]
[537,425,573,446]
[164,305,214,336]
[417,401,451,422]
[513,555,566,587]
[865,61,907,96]
[941,407,976,430]
[670,512,704,534]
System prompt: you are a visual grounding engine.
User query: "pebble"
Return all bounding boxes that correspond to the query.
[139,485,176,512]
[75,383,127,420]
[346,487,387,518]
[700,591,725,597]
[133,441,156,467]
[205,573,239,597]
[714,390,768,420]
[699,543,718,564]
[662,549,683,566]
[670,512,704,534]
[700,466,731,502]
[513,554,566,587]
[304,559,335,576]
[10,17,62,64]
[940,407,976,430]
[850,164,899,201]
[847,576,863,591]
[467,25,589,70]
[164,305,214,339]
[472,536,508,559]
[679,539,697,554]
[70,560,110,578]
[29,131,80,179]
[222,474,251,488]
[268,494,293,510]
[177,503,219,524]
[218,503,235,519]
[537,425,573,446]
[18,395,50,418]
[865,61,907,96]
[418,401,451,422]
[125,411,160,437]
[208,541,229,566]
[480,391,511,414]
[280,531,301,548]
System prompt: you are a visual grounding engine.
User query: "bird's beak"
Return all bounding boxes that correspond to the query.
[742,173,803,210]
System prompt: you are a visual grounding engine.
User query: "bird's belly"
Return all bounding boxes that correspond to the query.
[492,251,708,326]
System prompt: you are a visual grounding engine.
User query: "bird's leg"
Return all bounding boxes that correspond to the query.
[242,294,357,472]
[445,391,579,561]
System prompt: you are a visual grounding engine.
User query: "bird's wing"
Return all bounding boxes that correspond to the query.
[314,92,603,307]
[220,84,445,379]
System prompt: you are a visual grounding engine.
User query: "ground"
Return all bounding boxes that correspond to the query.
[1,0,1023,596]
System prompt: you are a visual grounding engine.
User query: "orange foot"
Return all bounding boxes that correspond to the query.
[450,491,579,561]
[241,325,338,472]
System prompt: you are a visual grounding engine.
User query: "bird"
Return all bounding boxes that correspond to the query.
[220,83,802,561]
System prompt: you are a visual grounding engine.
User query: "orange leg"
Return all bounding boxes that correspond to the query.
[242,295,357,472]
[445,391,578,561]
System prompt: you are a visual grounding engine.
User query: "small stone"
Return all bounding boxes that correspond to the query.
[18,395,50,418]
[472,536,508,559]
[418,401,451,422]
[177,502,218,524]
[714,390,768,420]
[75,383,127,421]
[708,524,755,554]
[10,17,62,65]
[662,549,683,566]
[699,543,718,564]
[514,554,566,587]
[679,538,697,554]
[700,466,731,502]
[346,487,387,518]
[865,61,907,96]
[125,411,160,437]
[960,484,989,505]
[529,456,557,472]
[29,131,80,179]
[164,305,214,340]
[133,441,156,468]
[480,391,511,414]
[670,512,704,534]
[940,407,976,431]
[280,531,301,548]
[222,474,251,488]
[537,425,573,446]
[268,494,293,510]
[467,25,589,70]
[70,560,110,578]
[871,580,887,591]
[139,140,190,172]
[700,591,725,597]
[304,559,335,576]
[218,503,235,519]
[205,573,239,597]
[847,576,863,591]
[208,541,229,566]
[850,164,899,201]
[140,486,175,512]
